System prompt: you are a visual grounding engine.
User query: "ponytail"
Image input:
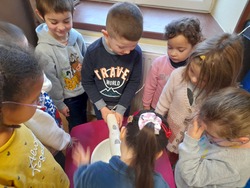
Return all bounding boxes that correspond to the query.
[126,110,169,188]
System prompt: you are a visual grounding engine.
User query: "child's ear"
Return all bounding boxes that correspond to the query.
[101,29,109,38]
[119,126,126,141]
[239,136,250,144]
[155,150,163,160]
[35,9,44,22]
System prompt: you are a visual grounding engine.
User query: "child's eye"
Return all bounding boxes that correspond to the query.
[51,22,58,25]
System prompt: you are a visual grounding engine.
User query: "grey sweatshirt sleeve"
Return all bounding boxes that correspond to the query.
[37,51,67,111]
[175,133,241,187]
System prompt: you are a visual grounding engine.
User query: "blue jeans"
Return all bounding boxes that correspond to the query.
[64,92,88,132]
[93,105,130,120]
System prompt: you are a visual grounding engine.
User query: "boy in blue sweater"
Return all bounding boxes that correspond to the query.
[82,2,143,127]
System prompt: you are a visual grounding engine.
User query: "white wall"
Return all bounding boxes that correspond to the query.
[211,0,248,32]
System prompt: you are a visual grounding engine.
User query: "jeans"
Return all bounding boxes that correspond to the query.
[64,92,88,132]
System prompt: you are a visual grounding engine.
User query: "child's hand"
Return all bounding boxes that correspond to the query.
[100,107,113,122]
[67,137,78,148]
[115,112,123,128]
[187,118,205,140]
[76,63,82,72]
[72,142,90,167]
[61,106,70,117]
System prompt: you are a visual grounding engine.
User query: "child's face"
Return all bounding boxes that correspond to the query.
[106,35,138,55]
[2,75,44,126]
[44,11,72,41]
[167,34,193,63]
[202,121,244,147]
[188,61,206,88]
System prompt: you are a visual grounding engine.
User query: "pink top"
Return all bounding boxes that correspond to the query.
[142,55,175,109]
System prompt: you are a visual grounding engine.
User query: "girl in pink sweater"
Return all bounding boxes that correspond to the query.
[142,17,203,110]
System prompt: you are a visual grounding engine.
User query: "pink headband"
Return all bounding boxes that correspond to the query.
[138,112,172,138]
[139,112,162,134]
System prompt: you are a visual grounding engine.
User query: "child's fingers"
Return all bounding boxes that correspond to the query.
[72,143,90,167]
[187,118,204,139]
[85,146,91,163]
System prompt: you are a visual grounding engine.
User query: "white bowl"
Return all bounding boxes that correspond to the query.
[90,138,112,163]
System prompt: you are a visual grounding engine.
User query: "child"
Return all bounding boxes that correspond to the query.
[0,21,71,168]
[72,110,171,188]
[0,20,63,128]
[0,41,69,187]
[81,2,143,127]
[143,17,203,110]
[35,0,88,132]
[175,87,250,187]
[155,33,243,164]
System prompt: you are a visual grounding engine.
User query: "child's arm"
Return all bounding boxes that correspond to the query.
[82,49,109,113]
[142,58,160,110]
[115,50,143,117]
[114,112,123,128]
[24,109,71,151]
[35,50,68,112]
[61,106,70,117]
[155,69,175,116]
[176,119,241,187]
[100,106,113,122]
[72,143,90,167]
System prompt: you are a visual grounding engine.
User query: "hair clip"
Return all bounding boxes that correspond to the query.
[160,124,172,139]
[200,55,206,61]
[138,112,161,135]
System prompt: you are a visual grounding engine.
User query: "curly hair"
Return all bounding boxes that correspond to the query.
[164,17,203,46]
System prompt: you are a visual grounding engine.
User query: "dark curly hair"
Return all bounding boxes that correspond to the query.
[164,17,203,46]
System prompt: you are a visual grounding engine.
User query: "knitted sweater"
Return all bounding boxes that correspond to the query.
[155,67,199,153]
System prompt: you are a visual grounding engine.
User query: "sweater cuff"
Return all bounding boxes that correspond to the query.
[95,99,107,110]
[115,104,126,115]
[54,101,67,112]
[183,132,200,147]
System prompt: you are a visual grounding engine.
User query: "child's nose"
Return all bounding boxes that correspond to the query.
[58,24,66,30]
[170,50,177,57]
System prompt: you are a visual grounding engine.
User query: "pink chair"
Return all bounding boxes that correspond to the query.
[65,120,176,188]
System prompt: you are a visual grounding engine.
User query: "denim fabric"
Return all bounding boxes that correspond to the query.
[74,156,169,188]
[64,92,88,132]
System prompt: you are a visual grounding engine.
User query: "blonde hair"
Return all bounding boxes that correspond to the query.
[106,2,143,41]
[198,87,250,138]
[183,33,243,97]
